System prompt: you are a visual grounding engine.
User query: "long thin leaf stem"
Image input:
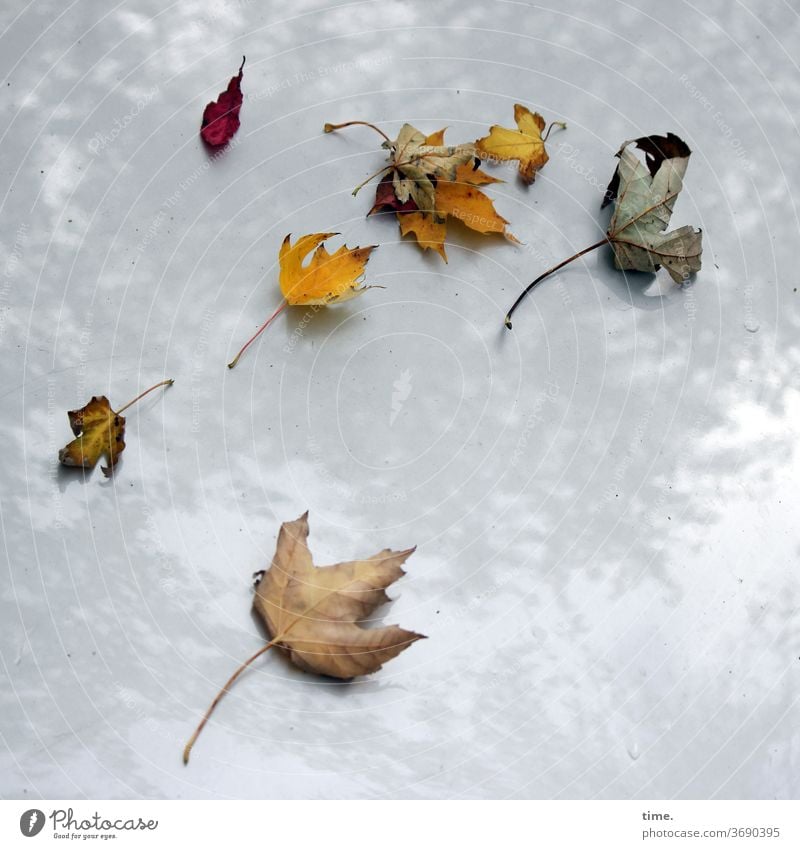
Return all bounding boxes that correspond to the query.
[323,120,391,144]
[183,577,365,764]
[117,379,174,414]
[504,238,609,329]
[351,163,394,196]
[182,642,276,764]
[227,300,288,369]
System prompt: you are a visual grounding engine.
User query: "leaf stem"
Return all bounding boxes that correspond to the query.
[323,120,391,144]
[504,238,608,329]
[351,163,395,196]
[227,300,288,369]
[182,642,276,765]
[117,379,174,414]
[543,120,567,142]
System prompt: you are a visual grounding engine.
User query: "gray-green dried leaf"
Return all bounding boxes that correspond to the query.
[606,134,702,282]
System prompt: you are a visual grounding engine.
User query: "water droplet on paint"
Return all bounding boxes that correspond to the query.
[627,741,641,761]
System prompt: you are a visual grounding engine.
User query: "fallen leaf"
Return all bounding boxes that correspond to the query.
[182,512,423,762]
[228,233,378,368]
[504,132,702,328]
[280,232,377,305]
[58,380,173,477]
[604,134,703,281]
[58,396,125,477]
[476,104,564,184]
[200,57,245,147]
[254,512,423,678]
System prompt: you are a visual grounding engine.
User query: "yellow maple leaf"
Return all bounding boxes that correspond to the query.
[279,232,376,305]
[476,104,564,184]
[228,233,377,369]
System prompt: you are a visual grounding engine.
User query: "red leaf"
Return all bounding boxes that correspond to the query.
[200,57,245,147]
[368,173,419,216]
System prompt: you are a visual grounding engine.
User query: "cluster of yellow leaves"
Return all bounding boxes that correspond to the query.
[387,128,519,262]
[366,107,562,262]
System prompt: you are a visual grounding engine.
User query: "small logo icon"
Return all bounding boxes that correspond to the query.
[390,369,412,425]
[19,809,45,837]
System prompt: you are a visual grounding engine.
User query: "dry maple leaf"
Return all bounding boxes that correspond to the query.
[504,132,702,328]
[200,57,245,147]
[279,232,376,306]
[604,134,703,282]
[227,233,377,368]
[183,512,423,763]
[253,512,422,677]
[58,379,173,477]
[476,103,565,184]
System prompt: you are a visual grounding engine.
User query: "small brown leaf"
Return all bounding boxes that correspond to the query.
[58,396,125,477]
[58,380,173,478]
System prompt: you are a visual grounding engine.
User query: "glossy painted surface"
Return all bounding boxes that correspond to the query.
[0,0,797,799]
